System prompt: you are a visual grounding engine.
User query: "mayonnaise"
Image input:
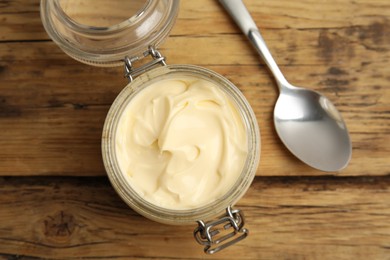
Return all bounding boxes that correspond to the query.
[115,76,248,210]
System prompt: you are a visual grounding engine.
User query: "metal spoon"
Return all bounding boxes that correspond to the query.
[219,0,351,171]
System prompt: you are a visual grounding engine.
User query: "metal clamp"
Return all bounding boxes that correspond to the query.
[124,46,167,82]
[194,206,248,254]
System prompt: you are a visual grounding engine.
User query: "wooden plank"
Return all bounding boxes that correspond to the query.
[1,0,390,41]
[0,176,389,259]
[0,29,388,176]
[0,1,46,41]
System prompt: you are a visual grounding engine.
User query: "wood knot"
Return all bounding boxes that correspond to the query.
[44,211,75,239]
[318,31,353,62]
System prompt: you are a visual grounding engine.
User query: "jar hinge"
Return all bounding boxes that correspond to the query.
[194,206,248,254]
[124,46,166,82]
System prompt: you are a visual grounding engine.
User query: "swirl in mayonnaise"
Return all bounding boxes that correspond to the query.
[115,77,248,210]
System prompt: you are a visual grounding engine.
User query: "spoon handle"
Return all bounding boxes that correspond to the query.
[219,0,289,90]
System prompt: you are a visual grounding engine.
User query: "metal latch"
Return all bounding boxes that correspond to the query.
[124,46,166,82]
[194,206,249,254]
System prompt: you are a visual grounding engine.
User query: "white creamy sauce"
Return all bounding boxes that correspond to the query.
[115,77,247,210]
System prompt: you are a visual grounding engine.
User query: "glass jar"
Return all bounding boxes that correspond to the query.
[41,0,179,66]
[41,0,261,254]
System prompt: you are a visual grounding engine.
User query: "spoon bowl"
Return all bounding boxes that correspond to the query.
[275,85,351,171]
[220,0,352,171]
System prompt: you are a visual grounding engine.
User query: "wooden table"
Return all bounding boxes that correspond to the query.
[1,0,389,259]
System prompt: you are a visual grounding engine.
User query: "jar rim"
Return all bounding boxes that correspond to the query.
[40,0,180,66]
[51,0,153,34]
[102,64,261,224]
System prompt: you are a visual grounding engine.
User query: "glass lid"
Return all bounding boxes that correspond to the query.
[41,0,179,66]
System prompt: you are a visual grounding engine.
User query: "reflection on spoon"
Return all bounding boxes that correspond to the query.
[274,87,351,171]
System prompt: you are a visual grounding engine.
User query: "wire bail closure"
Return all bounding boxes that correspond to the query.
[194,206,249,254]
[124,46,167,82]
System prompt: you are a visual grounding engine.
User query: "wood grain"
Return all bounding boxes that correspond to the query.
[0,176,389,259]
[0,0,389,257]
[0,0,389,176]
